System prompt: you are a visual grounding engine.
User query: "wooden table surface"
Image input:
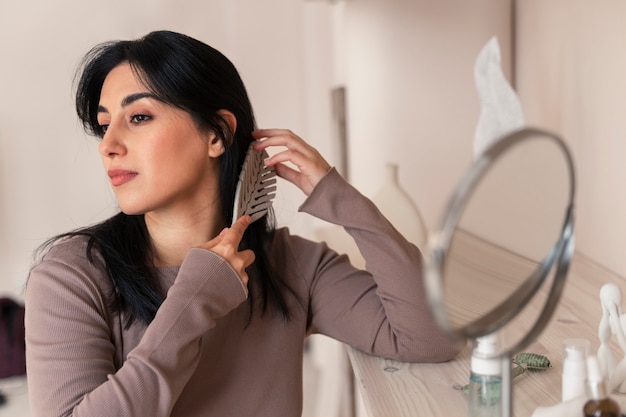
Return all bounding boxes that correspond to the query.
[348,252,626,417]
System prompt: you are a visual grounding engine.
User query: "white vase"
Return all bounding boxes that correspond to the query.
[372,163,428,249]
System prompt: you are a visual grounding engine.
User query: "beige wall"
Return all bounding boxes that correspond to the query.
[342,0,513,216]
[341,0,515,252]
[516,0,626,277]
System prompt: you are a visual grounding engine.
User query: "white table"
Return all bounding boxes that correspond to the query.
[348,252,626,417]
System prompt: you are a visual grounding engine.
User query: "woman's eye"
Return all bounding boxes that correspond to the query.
[130,114,151,124]
[99,124,109,134]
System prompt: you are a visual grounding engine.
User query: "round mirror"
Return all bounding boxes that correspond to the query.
[424,127,575,354]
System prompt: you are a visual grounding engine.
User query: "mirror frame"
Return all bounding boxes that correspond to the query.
[424,127,576,356]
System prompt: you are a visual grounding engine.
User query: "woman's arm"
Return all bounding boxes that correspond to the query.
[296,168,464,362]
[26,242,247,417]
[253,128,462,362]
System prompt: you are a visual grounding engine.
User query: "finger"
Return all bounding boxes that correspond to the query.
[252,128,296,141]
[228,248,256,275]
[262,147,299,167]
[229,249,256,292]
[240,273,249,291]
[273,162,301,184]
[271,162,314,196]
[252,129,310,153]
[252,130,328,174]
[252,129,331,194]
[241,248,256,268]
[221,215,251,245]
[266,148,329,181]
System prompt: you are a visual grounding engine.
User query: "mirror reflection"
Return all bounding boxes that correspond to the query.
[439,129,573,338]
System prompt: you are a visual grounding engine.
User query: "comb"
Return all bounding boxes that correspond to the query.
[231,143,277,225]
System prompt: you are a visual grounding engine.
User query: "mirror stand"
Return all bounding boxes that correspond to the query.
[502,354,512,417]
[425,127,576,417]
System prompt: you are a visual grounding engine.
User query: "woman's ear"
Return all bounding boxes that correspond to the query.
[207,132,225,158]
[218,109,237,136]
[208,110,237,158]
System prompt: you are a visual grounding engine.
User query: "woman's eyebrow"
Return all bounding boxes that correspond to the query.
[98,92,158,113]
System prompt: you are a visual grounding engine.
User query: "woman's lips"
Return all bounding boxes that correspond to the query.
[108,169,138,186]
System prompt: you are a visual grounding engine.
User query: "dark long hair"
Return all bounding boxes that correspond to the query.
[44,30,293,327]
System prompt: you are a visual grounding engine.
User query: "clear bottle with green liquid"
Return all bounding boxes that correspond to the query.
[468,334,502,417]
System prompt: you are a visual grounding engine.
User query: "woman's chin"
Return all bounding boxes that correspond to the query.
[117,205,147,216]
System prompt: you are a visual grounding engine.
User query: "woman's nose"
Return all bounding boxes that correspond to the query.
[98,125,126,157]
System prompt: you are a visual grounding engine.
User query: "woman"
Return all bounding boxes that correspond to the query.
[25,30,462,417]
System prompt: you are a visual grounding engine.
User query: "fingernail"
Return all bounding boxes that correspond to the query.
[219,227,228,236]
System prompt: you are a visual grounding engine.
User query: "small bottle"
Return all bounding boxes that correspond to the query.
[561,338,589,402]
[583,355,621,417]
[468,334,502,417]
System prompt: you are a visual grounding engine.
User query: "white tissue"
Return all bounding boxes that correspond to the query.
[473,36,525,159]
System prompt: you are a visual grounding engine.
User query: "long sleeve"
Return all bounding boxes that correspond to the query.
[25,244,247,417]
[298,168,463,362]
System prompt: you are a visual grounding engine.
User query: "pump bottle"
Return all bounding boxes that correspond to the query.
[583,355,620,417]
[468,334,502,417]
[561,338,589,401]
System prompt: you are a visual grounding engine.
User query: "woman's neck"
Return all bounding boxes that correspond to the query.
[144,203,224,267]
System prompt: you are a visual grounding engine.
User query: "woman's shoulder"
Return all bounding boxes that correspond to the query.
[26,235,117,344]
[38,234,95,262]
[31,234,108,284]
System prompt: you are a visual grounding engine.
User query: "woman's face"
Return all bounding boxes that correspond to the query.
[97,63,222,216]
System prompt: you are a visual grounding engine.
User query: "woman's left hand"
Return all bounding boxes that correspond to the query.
[252,129,332,196]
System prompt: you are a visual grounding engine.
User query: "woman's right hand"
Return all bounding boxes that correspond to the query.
[197,215,255,291]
